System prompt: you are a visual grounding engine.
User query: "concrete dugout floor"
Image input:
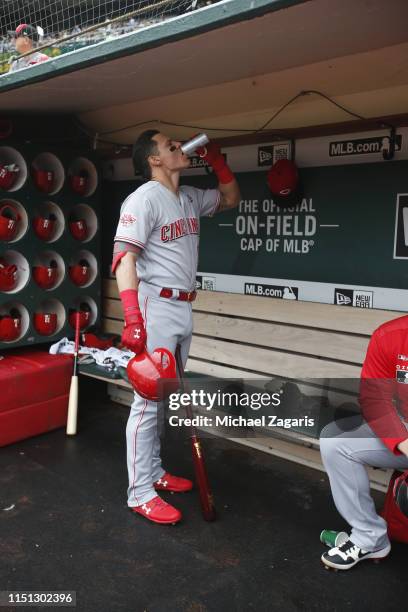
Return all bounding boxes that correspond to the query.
[0,381,406,612]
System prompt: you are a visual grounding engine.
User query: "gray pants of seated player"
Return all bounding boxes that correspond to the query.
[320,416,408,551]
[126,289,193,507]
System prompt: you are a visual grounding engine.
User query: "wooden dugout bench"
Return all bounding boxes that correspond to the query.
[81,278,403,491]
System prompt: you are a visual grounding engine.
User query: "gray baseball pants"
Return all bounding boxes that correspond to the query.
[320,416,408,550]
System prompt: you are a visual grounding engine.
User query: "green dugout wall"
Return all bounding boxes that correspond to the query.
[104,127,408,312]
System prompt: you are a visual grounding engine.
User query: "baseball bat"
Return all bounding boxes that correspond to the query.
[175,345,216,521]
[66,311,81,436]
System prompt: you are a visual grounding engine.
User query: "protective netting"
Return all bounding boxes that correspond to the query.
[0,0,214,74]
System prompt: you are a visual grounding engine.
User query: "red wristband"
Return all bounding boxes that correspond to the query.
[120,289,141,325]
[215,165,235,184]
[198,143,235,184]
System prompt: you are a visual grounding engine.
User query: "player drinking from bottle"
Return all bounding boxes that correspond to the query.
[112,131,240,524]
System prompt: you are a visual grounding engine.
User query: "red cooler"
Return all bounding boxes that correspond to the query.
[0,349,72,447]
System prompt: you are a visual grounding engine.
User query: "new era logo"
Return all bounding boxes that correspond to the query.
[334,288,373,308]
[335,291,352,306]
[258,147,273,166]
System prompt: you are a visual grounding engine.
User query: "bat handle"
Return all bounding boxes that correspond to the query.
[74,311,80,352]
[66,310,81,436]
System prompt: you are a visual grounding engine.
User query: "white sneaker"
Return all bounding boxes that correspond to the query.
[321,538,391,570]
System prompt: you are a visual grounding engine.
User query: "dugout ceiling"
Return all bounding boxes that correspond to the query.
[0,0,407,144]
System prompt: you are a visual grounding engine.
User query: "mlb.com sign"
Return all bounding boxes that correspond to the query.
[329,135,402,157]
[245,283,298,300]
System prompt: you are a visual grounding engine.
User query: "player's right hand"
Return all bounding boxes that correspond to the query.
[119,289,146,354]
[121,319,146,354]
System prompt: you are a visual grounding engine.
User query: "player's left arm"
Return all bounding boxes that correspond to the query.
[216,177,241,213]
[197,141,241,213]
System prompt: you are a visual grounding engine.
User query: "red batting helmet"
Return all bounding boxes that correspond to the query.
[267,159,301,208]
[127,347,179,401]
[32,261,58,289]
[69,259,90,286]
[70,170,89,195]
[69,219,88,241]
[0,203,20,241]
[33,214,56,241]
[394,470,408,518]
[69,303,92,330]
[33,312,57,336]
[33,169,54,193]
[0,163,19,190]
[81,329,116,350]
[0,259,17,291]
[0,309,21,341]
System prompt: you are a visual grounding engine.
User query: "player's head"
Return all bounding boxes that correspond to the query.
[14,24,38,53]
[132,130,190,180]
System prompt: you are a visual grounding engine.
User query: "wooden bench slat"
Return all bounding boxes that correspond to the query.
[102,279,403,336]
[103,278,118,299]
[189,336,361,378]
[102,306,368,366]
[104,298,123,320]
[186,358,268,379]
[103,318,122,335]
[193,291,403,336]
[193,312,368,365]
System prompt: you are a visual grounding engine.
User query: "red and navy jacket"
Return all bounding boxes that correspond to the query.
[360,315,408,454]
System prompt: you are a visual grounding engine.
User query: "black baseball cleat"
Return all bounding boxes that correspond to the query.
[321,539,391,571]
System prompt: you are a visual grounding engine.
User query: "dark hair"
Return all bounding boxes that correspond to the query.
[132,130,159,180]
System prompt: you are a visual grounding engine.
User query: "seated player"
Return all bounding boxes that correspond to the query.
[320,315,408,570]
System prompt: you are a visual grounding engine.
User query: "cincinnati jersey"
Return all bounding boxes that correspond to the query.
[114,181,220,291]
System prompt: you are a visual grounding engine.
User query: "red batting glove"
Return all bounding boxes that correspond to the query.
[196,142,235,184]
[120,289,146,354]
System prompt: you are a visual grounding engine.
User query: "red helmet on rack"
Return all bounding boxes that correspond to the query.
[70,170,89,195]
[267,159,301,208]
[69,303,92,329]
[32,260,58,289]
[0,258,17,291]
[69,218,88,241]
[0,203,20,241]
[0,163,19,190]
[69,259,90,286]
[33,312,57,336]
[0,308,21,341]
[33,168,54,193]
[127,348,179,401]
[33,214,56,241]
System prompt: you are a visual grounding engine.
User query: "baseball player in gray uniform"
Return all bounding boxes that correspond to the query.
[112,130,240,524]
